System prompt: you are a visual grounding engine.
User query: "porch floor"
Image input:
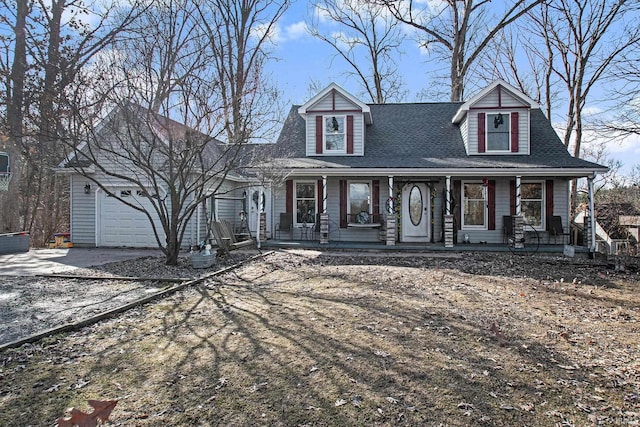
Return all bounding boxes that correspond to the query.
[260,239,585,254]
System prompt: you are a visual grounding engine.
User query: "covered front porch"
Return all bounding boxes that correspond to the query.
[256,173,599,255]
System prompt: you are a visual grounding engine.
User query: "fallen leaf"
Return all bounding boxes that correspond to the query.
[490,322,508,347]
[56,399,117,427]
[521,402,535,412]
[335,399,347,407]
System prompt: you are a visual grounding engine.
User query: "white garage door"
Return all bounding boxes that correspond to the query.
[99,189,165,247]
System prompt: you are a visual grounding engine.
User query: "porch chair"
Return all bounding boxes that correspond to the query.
[210,220,256,255]
[547,215,570,244]
[312,213,321,240]
[275,213,293,239]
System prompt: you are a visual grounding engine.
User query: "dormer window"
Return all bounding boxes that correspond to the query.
[487,112,510,152]
[324,115,346,152]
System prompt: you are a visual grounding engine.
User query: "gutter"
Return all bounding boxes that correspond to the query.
[280,167,609,178]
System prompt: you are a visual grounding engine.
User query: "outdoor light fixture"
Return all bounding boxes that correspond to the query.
[84,183,91,194]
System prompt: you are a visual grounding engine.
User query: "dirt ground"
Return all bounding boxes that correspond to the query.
[0,250,639,426]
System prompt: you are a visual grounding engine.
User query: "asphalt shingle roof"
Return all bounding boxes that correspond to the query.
[273,103,606,172]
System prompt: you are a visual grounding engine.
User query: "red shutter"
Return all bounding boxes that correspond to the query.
[488,180,496,230]
[346,115,354,154]
[478,113,486,153]
[545,179,554,219]
[339,180,347,228]
[286,180,293,214]
[372,180,380,221]
[511,112,519,152]
[509,180,516,215]
[315,116,323,154]
[317,179,324,214]
[453,180,461,231]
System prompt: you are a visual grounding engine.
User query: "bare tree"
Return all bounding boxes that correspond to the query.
[309,0,406,103]
[379,0,543,101]
[0,0,142,243]
[64,0,287,265]
[605,44,640,138]
[196,0,289,146]
[527,0,640,160]
[473,0,639,213]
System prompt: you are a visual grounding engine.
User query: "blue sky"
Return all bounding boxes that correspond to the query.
[263,1,640,177]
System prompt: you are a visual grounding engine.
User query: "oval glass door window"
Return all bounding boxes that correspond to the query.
[409,185,423,226]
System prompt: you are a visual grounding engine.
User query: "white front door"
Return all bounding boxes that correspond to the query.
[401,183,430,242]
[246,186,271,234]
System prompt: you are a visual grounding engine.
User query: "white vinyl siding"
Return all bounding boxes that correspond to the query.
[70,174,97,246]
[305,90,365,156]
[459,116,469,152]
[454,178,569,244]
[473,87,528,108]
[307,90,361,111]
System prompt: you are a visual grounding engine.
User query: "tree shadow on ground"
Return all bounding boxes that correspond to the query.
[0,251,637,426]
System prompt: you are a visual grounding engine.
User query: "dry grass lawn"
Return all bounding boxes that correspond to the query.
[0,250,639,426]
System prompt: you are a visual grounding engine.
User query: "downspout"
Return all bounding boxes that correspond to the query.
[257,186,262,249]
[588,175,596,258]
[196,201,201,245]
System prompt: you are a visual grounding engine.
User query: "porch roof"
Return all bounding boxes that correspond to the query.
[270,103,606,176]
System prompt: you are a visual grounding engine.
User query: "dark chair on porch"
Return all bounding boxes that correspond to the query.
[547,215,569,244]
[275,213,293,239]
[503,215,514,243]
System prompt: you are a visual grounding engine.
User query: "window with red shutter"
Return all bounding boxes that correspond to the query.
[511,112,519,152]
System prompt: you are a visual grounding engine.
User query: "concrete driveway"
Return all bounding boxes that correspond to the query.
[0,248,163,276]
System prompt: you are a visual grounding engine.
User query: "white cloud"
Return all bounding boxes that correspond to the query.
[253,23,281,43]
[256,21,310,45]
[582,106,604,116]
[283,21,309,40]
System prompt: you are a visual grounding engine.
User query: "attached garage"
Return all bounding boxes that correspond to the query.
[98,188,165,248]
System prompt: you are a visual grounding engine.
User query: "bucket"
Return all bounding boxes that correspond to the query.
[191,252,215,269]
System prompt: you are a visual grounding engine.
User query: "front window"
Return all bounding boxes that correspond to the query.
[349,181,371,224]
[295,181,316,225]
[462,182,486,229]
[521,182,543,228]
[324,115,346,152]
[487,113,510,151]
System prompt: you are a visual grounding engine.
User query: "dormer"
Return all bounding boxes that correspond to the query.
[452,80,539,155]
[298,83,372,156]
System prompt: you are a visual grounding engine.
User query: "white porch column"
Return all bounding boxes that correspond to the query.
[320,175,329,244]
[514,176,524,249]
[445,176,451,216]
[322,175,327,213]
[256,187,262,248]
[515,176,522,215]
[385,175,396,245]
[588,175,596,257]
[444,175,454,248]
